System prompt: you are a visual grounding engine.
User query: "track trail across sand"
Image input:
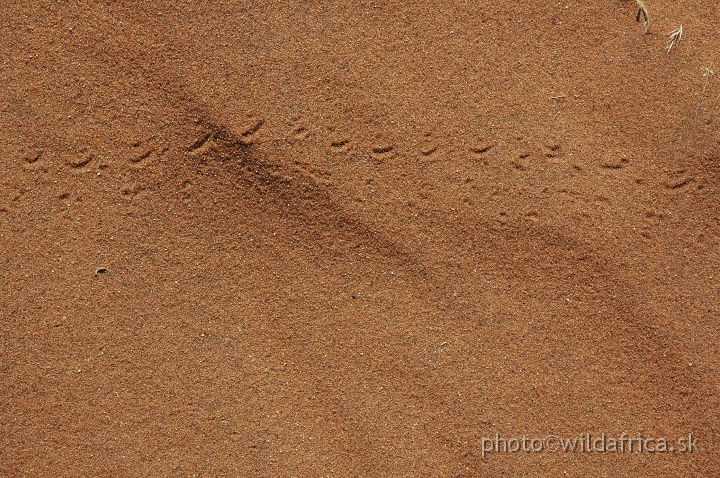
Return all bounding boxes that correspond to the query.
[1,1,719,476]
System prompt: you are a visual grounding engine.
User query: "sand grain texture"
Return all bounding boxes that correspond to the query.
[1,1,719,476]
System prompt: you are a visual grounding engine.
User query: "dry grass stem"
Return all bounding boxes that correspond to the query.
[666,25,683,53]
[635,0,649,32]
[698,67,714,112]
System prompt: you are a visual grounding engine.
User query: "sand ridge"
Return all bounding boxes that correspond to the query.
[1,1,719,476]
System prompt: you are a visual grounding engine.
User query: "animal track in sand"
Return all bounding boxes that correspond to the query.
[176,114,600,182]
[470,142,495,155]
[329,138,351,153]
[17,145,43,165]
[287,123,311,142]
[663,170,696,190]
[130,141,168,169]
[370,143,396,162]
[67,151,94,169]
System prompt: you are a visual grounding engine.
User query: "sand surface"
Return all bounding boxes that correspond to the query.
[2,1,719,476]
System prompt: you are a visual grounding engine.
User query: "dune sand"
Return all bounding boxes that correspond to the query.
[1,1,719,476]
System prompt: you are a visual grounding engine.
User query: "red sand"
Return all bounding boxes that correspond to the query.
[1,1,719,476]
